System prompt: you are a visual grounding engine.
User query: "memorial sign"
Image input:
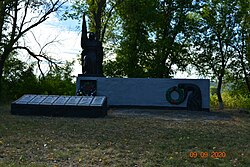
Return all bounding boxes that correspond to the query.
[65,96,82,105]
[40,95,59,105]
[15,94,36,104]
[78,96,93,106]
[28,95,47,104]
[11,95,107,117]
[53,96,70,105]
[91,96,106,106]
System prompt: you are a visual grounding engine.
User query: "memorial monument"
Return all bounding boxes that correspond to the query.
[76,15,104,96]
[11,14,210,117]
[76,14,210,112]
[80,15,103,76]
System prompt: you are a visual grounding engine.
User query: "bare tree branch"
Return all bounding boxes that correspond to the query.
[30,31,61,55]
[13,0,66,45]
[19,0,30,33]
[12,45,61,78]
[0,0,67,83]
[10,0,18,42]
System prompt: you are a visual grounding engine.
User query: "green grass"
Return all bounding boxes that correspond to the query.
[0,105,249,166]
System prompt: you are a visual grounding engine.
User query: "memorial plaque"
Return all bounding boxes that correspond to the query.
[65,96,82,105]
[40,95,59,105]
[53,96,70,105]
[78,96,93,106]
[90,96,106,106]
[11,94,107,117]
[15,94,37,104]
[28,95,47,104]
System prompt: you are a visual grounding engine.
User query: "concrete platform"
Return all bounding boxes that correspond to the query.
[11,95,107,118]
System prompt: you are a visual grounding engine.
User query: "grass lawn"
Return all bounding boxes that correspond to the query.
[0,105,249,167]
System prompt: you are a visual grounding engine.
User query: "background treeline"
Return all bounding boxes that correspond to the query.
[0,53,75,103]
[0,0,249,110]
[65,0,249,109]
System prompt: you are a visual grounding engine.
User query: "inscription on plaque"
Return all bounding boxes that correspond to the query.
[28,95,47,104]
[53,96,70,105]
[90,96,105,106]
[78,96,94,106]
[40,95,59,105]
[65,96,82,105]
[15,95,36,104]
[12,94,108,117]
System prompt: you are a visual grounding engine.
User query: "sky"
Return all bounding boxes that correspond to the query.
[21,8,199,79]
[20,11,82,77]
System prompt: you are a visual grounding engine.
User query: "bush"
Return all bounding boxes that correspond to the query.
[210,94,218,108]
[210,91,250,110]
[42,61,76,96]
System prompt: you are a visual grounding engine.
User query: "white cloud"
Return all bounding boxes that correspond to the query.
[18,12,82,76]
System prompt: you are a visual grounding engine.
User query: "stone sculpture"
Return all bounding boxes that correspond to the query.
[81,15,103,76]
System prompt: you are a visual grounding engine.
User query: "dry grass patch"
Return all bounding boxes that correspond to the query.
[0,105,249,166]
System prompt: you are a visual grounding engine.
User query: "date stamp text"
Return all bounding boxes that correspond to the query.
[189,151,226,159]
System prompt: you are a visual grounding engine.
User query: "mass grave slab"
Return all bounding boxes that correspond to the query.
[28,95,48,104]
[76,76,210,111]
[40,95,58,105]
[78,96,94,106]
[15,94,36,104]
[11,95,107,117]
[53,96,71,105]
[65,96,82,105]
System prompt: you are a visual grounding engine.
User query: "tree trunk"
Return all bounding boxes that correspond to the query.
[243,68,250,93]
[240,55,250,93]
[0,1,6,41]
[0,55,5,102]
[216,75,224,110]
[0,47,11,101]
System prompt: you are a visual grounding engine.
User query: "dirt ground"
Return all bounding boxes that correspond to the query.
[108,108,233,121]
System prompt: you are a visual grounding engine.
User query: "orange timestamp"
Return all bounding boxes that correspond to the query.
[189,151,226,159]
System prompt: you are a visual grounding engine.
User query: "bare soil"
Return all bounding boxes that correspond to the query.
[109,108,233,121]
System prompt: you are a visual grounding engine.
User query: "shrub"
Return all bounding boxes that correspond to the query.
[210,91,250,110]
[1,56,76,103]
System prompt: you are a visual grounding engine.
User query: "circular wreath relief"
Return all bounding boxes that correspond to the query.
[166,86,185,105]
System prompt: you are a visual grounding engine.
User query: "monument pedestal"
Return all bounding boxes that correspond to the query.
[76,76,210,111]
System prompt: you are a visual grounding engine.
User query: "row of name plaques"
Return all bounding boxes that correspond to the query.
[13,95,106,107]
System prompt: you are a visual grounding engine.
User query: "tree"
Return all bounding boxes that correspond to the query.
[39,60,75,96]
[64,0,125,77]
[1,54,75,103]
[190,0,243,109]
[65,0,200,78]
[1,53,38,102]
[106,0,197,78]
[109,0,157,77]
[228,0,250,93]
[64,0,124,43]
[0,0,65,97]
